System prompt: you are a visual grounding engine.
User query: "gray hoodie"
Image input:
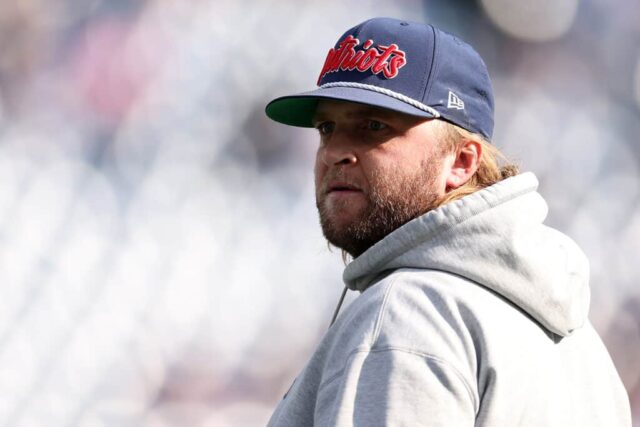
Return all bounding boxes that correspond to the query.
[267,172,631,426]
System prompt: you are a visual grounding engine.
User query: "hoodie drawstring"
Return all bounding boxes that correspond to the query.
[329,285,348,328]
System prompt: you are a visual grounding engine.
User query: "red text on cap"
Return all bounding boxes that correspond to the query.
[317,35,407,84]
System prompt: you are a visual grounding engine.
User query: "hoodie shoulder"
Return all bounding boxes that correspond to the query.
[344,173,591,337]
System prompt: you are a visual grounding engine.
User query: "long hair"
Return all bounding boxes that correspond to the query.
[434,121,519,207]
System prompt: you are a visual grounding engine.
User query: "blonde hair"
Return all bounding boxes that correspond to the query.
[435,121,519,207]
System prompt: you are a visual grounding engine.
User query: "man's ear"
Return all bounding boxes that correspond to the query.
[445,139,482,192]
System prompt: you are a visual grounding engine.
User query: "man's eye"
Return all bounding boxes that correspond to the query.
[316,122,335,135]
[367,120,387,131]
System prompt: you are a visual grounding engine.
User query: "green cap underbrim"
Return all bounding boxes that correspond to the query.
[265,97,319,128]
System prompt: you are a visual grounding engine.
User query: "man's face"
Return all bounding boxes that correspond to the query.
[313,100,452,258]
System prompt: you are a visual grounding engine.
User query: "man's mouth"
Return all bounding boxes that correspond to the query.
[327,182,362,194]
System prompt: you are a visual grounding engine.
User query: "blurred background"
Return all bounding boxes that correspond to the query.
[0,0,638,425]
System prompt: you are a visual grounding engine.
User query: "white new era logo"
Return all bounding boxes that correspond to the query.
[447,91,465,110]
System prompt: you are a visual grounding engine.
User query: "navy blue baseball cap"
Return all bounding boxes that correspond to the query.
[265,17,495,140]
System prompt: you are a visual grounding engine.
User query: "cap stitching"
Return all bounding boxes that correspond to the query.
[421,25,438,104]
[319,82,441,117]
[422,25,439,102]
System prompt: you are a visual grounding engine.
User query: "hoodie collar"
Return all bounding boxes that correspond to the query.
[343,173,590,336]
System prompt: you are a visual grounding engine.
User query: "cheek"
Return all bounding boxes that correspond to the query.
[349,154,387,193]
[314,152,326,187]
[436,153,456,189]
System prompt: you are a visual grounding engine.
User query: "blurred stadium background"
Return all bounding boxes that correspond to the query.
[0,0,638,425]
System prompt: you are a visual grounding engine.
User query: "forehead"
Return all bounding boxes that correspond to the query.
[313,99,408,121]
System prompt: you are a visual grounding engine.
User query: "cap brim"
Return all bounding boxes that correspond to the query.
[265,86,437,128]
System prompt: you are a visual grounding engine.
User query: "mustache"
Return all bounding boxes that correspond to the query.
[319,170,366,195]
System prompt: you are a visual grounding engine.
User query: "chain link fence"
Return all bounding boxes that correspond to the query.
[0,0,638,425]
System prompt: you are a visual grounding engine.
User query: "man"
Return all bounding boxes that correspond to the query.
[264,17,631,426]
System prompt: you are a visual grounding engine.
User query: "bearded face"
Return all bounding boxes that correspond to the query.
[312,101,452,258]
[316,158,443,258]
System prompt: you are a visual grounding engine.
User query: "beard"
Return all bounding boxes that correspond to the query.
[316,160,442,258]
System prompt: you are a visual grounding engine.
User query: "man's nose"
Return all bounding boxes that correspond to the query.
[321,131,358,167]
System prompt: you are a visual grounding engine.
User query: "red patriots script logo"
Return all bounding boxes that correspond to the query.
[317,35,407,84]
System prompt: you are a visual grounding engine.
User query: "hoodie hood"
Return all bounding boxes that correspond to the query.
[343,172,590,337]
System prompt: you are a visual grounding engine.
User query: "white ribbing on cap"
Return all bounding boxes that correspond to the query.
[319,82,441,118]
